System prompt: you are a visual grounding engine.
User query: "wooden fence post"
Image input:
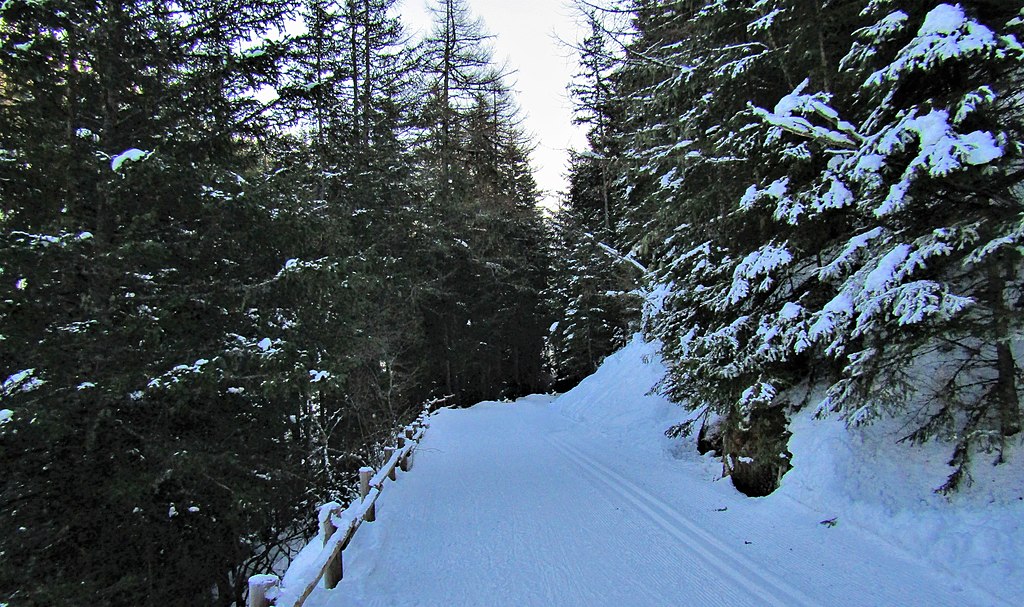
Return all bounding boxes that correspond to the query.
[384,446,397,480]
[398,434,408,472]
[244,402,437,607]
[359,467,375,522]
[247,575,278,607]
[320,505,343,588]
[401,426,414,471]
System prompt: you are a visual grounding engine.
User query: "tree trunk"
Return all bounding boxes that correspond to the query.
[987,257,1021,437]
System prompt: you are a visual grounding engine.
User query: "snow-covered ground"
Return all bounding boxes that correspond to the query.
[292,335,1021,606]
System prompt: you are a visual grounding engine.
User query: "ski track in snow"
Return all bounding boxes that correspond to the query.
[303,397,1006,607]
[547,434,816,607]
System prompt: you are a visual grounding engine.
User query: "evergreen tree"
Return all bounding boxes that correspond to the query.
[741,0,1024,490]
[415,0,550,403]
[545,7,640,391]
[0,2,323,604]
[578,0,1024,494]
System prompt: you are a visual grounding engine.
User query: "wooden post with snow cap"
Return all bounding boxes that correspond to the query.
[401,425,415,471]
[359,467,376,522]
[319,503,343,588]
[384,446,398,480]
[247,574,278,607]
[397,429,409,472]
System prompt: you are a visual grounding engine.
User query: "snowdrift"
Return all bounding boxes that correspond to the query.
[552,333,1024,602]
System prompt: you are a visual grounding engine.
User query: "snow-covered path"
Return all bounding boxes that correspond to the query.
[305,395,1008,607]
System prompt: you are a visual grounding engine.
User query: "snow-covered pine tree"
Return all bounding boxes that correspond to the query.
[277,0,433,475]
[585,0,854,493]
[547,156,642,389]
[415,0,550,403]
[0,1,337,604]
[740,0,1024,491]
[546,8,640,390]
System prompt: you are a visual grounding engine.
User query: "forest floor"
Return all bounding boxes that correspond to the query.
[293,339,1020,607]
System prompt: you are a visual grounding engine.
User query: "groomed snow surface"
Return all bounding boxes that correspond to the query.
[293,335,1021,607]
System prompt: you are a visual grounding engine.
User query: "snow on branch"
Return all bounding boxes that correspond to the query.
[874,109,1002,216]
[727,243,794,306]
[864,4,1020,87]
[752,79,860,149]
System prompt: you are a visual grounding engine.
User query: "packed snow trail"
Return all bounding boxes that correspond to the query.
[298,399,1008,607]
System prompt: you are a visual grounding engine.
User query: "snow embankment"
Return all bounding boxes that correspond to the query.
[555,333,1024,603]
[782,407,1024,601]
[552,334,688,456]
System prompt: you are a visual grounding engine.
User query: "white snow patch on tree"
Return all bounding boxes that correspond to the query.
[110,148,151,172]
[727,243,793,304]
[865,4,1010,86]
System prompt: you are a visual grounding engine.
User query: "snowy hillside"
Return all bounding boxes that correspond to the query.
[562,334,1024,604]
[285,334,1021,606]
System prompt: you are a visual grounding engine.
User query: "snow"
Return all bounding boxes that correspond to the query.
[146,358,210,390]
[865,4,1003,87]
[257,338,273,352]
[727,243,793,304]
[110,148,150,172]
[757,81,858,148]
[2,368,42,396]
[783,403,1024,602]
[899,110,1002,174]
[309,370,330,383]
[863,243,911,293]
[286,335,1020,607]
[815,176,853,211]
[921,4,972,36]
[658,168,680,190]
[957,130,1003,165]
[0,409,12,425]
[820,227,885,280]
[955,86,996,124]
[863,10,909,39]
[779,302,802,320]
[748,8,783,33]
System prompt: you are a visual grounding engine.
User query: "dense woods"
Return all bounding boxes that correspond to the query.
[0,0,547,604]
[561,0,1023,496]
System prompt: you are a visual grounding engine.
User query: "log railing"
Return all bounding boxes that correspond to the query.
[247,405,434,607]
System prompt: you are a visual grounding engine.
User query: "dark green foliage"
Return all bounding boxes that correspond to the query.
[546,155,641,390]
[415,0,551,404]
[576,0,1023,494]
[1,0,551,604]
[546,11,641,391]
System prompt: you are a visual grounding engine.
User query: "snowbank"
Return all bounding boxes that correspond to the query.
[553,333,1023,602]
[780,406,1024,600]
[552,334,688,455]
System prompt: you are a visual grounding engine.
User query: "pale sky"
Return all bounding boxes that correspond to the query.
[402,0,589,210]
